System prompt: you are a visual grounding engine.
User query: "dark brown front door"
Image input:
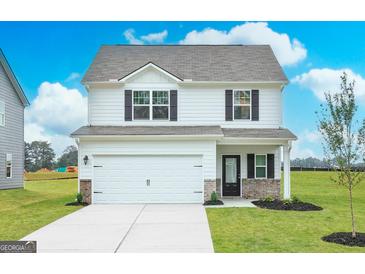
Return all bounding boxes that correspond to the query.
[222,155,240,196]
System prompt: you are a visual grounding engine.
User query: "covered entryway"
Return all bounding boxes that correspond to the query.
[93,155,203,203]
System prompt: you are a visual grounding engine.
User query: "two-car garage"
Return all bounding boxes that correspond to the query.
[92,155,204,204]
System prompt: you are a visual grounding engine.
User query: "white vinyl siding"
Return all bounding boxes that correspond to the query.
[87,68,283,127]
[0,62,24,189]
[216,145,281,180]
[88,86,282,127]
[0,100,4,126]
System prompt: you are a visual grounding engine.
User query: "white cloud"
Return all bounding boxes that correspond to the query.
[65,72,81,82]
[124,29,168,44]
[290,129,323,159]
[123,29,143,45]
[179,22,307,66]
[141,30,168,43]
[24,122,74,156]
[291,145,317,159]
[303,129,321,143]
[292,68,365,101]
[25,82,87,156]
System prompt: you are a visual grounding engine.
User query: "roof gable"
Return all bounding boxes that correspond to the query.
[119,62,182,83]
[82,45,288,84]
[0,49,29,107]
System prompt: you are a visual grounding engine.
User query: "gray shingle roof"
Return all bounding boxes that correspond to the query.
[82,45,288,83]
[222,128,297,139]
[71,126,224,137]
[71,126,296,140]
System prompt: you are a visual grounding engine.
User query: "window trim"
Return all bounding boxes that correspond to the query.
[255,154,267,179]
[6,153,12,179]
[132,90,170,121]
[0,100,5,127]
[233,89,252,121]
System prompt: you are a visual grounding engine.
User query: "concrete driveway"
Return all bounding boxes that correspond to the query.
[22,204,214,253]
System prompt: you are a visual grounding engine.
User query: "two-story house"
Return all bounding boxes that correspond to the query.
[71,45,296,204]
[0,49,29,189]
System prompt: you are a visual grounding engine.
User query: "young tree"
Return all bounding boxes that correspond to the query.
[57,145,78,168]
[317,72,365,238]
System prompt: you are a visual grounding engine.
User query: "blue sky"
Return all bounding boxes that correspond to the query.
[1,21,365,157]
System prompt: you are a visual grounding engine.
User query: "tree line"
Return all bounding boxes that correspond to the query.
[25,141,78,172]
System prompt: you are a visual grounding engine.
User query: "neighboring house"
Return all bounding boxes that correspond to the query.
[0,49,29,189]
[71,45,297,204]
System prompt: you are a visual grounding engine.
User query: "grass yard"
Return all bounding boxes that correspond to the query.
[25,172,78,181]
[0,178,81,240]
[206,171,365,252]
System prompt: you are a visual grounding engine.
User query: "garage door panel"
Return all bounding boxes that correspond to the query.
[93,155,203,203]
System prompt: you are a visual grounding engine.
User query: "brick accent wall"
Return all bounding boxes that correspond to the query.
[242,179,280,199]
[80,179,92,204]
[204,179,216,201]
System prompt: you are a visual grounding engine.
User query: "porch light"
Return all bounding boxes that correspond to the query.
[83,155,89,165]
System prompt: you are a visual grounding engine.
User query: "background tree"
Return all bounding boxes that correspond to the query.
[24,142,33,172]
[24,141,55,171]
[57,145,78,168]
[317,72,365,238]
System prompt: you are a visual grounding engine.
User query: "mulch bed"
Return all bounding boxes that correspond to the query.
[65,201,88,206]
[203,200,224,206]
[322,232,365,247]
[252,199,323,211]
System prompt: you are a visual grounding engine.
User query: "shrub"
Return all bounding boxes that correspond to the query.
[210,191,218,202]
[283,199,292,206]
[263,196,274,202]
[76,192,83,203]
[292,196,301,203]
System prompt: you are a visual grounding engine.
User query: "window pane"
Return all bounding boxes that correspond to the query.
[134,106,150,120]
[225,158,237,183]
[256,155,266,166]
[6,167,11,178]
[133,91,150,104]
[256,167,266,178]
[153,106,168,120]
[0,113,4,126]
[153,91,168,104]
[234,90,250,104]
[234,106,250,119]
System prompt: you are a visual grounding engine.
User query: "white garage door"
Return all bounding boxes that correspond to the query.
[93,155,203,203]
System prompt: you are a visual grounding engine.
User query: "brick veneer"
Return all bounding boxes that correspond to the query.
[80,179,92,204]
[204,179,216,201]
[242,179,280,199]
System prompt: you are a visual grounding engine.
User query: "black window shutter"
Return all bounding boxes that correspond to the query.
[225,90,233,121]
[247,154,255,179]
[170,90,178,121]
[267,154,275,178]
[252,89,259,121]
[124,90,132,121]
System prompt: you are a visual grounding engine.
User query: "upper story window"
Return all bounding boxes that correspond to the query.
[255,154,267,178]
[0,101,5,126]
[6,153,12,178]
[234,90,251,120]
[133,90,169,120]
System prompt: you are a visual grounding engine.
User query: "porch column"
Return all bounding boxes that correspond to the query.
[283,142,291,199]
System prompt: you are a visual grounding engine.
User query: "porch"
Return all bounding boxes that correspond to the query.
[207,128,296,201]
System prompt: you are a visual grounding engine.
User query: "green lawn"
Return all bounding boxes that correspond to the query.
[0,179,81,240]
[206,171,365,252]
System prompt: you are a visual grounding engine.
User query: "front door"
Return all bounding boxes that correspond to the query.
[222,155,240,196]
